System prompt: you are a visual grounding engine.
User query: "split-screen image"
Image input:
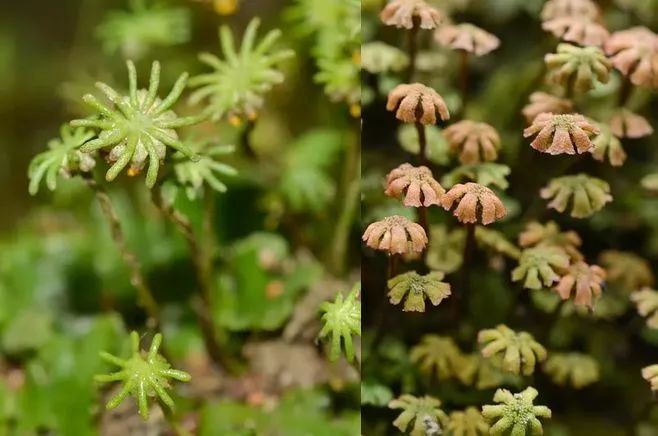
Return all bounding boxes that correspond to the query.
[2,0,658,434]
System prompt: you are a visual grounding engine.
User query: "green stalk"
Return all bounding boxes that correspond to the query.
[330,129,360,275]
[85,177,160,328]
[151,185,240,374]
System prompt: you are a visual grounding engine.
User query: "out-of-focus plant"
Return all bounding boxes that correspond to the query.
[445,407,489,436]
[288,0,360,115]
[28,125,95,195]
[96,0,191,59]
[189,18,294,122]
[172,139,237,200]
[388,394,449,436]
[631,288,658,328]
[543,353,600,388]
[540,174,612,218]
[478,325,547,375]
[410,335,461,379]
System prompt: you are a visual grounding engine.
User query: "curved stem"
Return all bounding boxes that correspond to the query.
[150,185,240,374]
[86,178,160,327]
[159,399,192,436]
[418,207,430,269]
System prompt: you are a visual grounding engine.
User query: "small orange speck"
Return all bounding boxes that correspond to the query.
[127,167,140,177]
[352,50,361,65]
[228,115,242,127]
[265,280,284,299]
[349,104,361,118]
[246,391,265,407]
[213,0,239,15]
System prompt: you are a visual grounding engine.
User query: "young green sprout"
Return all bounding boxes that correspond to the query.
[28,125,95,195]
[173,138,237,200]
[71,60,203,188]
[318,283,361,362]
[95,332,191,420]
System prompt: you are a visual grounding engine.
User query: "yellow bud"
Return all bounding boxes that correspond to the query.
[247,111,258,122]
[349,104,361,118]
[213,0,239,15]
[352,50,361,66]
[228,115,242,127]
[127,167,140,177]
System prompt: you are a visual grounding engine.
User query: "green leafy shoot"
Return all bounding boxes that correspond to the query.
[189,18,294,122]
[318,282,361,362]
[540,174,612,218]
[278,129,343,213]
[173,137,237,200]
[71,60,203,188]
[28,125,95,195]
[96,0,191,59]
[95,332,191,420]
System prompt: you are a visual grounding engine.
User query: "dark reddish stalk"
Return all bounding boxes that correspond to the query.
[415,121,428,166]
[406,20,420,81]
[461,223,477,294]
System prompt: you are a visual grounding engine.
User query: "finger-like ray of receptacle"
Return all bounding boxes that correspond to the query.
[153,73,188,116]
[143,135,161,188]
[106,383,131,410]
[151,379,175,408]
[127,60,139,107]
[96,82,135,118]
[100,351,127,367]
[150,129,197,160]
[70,117,115,130]
[79,94,119,120]
[106,134,137,181]
[137,380,149,418]
[95,371,128,383]
[143,61,161,111]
